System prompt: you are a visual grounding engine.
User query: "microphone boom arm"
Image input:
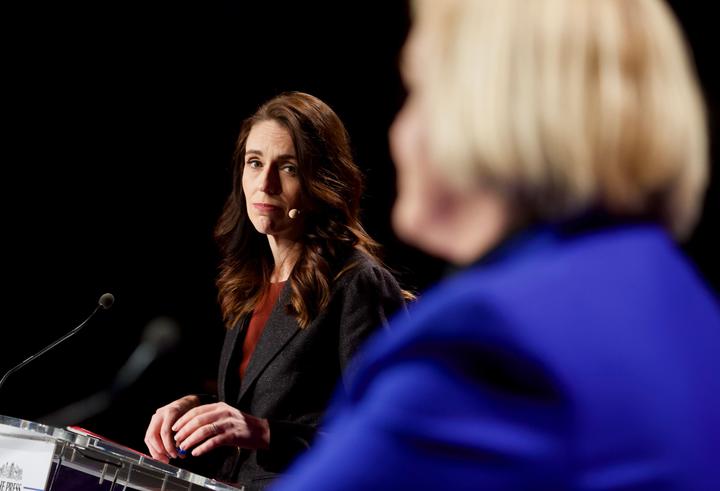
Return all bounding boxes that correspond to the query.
[0,294,114,391]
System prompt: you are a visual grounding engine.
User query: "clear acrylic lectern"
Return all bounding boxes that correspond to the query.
[0,415,243,491]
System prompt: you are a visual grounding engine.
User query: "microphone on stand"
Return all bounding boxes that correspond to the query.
[40,316,181,427]
[0,293,115,391]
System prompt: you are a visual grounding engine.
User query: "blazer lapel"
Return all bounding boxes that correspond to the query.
[218,319,247,402]
[237,283,301,403]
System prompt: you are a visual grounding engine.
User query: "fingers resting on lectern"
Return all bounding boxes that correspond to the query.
[144,394,201,462]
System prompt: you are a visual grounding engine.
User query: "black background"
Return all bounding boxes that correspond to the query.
[1,1,716,455]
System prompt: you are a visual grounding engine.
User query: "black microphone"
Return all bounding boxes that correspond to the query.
[0,293,115,391]
[40,316,181,426]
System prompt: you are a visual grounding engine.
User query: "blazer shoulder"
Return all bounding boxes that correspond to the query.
[333,249,402,294]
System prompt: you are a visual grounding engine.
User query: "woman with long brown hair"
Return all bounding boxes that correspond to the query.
[143,92,407,490]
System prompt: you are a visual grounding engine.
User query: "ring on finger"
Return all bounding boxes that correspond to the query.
[210,423,219,435]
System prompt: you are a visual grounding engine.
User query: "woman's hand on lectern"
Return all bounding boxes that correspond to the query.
[144,394,201,462]
[172,401,270,457]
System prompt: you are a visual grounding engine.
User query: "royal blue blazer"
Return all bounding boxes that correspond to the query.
[272,221,720,490]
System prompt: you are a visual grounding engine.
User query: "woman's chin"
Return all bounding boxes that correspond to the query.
[251,216,277,234]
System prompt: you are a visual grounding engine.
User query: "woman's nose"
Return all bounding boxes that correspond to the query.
[259,167,281,194]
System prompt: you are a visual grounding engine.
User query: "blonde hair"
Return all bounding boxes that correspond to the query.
[411,0,708,238]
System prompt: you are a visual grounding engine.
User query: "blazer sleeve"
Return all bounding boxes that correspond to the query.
[260,419,316,471]
[335,261,407,379]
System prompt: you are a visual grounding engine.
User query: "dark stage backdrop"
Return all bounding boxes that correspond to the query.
[1,2,717,455]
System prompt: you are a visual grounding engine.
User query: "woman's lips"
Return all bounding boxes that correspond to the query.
[253,203,281,212]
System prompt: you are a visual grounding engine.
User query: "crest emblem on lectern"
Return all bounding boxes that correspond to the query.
[0,462,23,481]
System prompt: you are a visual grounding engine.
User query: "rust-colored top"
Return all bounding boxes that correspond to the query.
[239,281,286,379]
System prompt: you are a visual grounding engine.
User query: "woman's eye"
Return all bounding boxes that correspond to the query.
[246,159,262,169]
[281,164,298,176]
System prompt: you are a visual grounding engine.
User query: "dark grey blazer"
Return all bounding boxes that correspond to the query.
[215,250,406,490]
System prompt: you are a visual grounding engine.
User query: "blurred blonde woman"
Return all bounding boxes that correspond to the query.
[271,1,720,490]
